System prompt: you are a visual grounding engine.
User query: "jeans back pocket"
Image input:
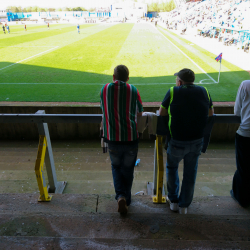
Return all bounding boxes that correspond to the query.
[169,144,185,158]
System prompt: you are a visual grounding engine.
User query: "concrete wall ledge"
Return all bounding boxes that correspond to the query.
[0,102,238,142]
[0,101,235,107]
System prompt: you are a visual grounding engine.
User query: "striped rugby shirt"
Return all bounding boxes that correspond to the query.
[100,80,143,142]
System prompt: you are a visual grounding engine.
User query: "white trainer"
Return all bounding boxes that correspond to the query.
[179,207,188,214]
[166,196,178,212]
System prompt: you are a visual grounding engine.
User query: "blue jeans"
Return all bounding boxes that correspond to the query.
[108,142,138,206]
[166,138,203,208]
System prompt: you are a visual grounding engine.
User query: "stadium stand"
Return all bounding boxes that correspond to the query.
[160,0,250,52]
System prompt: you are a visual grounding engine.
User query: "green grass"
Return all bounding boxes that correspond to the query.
[158,27,250,102]
[0,23,249,102]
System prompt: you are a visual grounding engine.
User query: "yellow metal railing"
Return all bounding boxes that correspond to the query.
[35,135,52,202]
[153,135,166,203]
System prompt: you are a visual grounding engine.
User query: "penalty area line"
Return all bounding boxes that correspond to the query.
[157,27,217,84]
[0,46,59,72]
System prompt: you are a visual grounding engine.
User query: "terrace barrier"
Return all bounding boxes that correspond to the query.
[0,111,240,203]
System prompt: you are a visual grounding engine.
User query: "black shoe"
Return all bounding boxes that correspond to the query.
[118,197,128,214]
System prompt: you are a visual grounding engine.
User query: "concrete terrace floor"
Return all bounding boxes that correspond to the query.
[0,139,236,197]
[1,140,250,249]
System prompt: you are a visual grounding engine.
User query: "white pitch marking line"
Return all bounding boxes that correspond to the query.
[157,27,217,84]
[0,46,59,72]
[0,82,217,85]
[0,46,55,47]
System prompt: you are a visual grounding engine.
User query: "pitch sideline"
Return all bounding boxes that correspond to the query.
[157,26,217,84]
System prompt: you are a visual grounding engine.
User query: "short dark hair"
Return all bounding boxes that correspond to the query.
[174,68,195,83]
[114,65,129,82]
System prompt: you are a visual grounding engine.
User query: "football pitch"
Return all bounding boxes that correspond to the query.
[0,23,249,102]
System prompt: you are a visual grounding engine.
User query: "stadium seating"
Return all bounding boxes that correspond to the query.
[161,0,250,52]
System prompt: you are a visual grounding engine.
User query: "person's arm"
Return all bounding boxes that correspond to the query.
[206,89,214,116]
[100,87,105,122]
[100,92,104,137]
[159,106,168,116]
[136,89,143,117]
[209,107,214,116]
[159,89,171,116]
[234,82,243,116]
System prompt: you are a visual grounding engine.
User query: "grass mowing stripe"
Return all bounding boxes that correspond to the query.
[158,26,217,83]
[108,23,196,82]
[0,45,57,48]
[108,23,169,80]
[0,24,96,48]
[0,24,68,36]
[0,46,56,47]
[0,24,113,71]
[0,24,134,83]
[0,24,135,102]
[0,47,59,71]
[0,24,80,41]
[0,25,53,40]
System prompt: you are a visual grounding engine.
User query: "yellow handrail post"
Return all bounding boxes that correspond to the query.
[153,135,166,203]
[35,135,52,202]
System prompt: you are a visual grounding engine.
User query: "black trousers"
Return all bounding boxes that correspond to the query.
[232,133,250,207]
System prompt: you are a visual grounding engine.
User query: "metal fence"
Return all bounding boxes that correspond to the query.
[0,110,240,203]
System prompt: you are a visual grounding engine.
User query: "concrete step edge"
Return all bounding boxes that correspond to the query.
[0,236,249,250]
[0,194,249,216]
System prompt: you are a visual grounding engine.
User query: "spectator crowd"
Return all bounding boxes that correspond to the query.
[160,0,250,52]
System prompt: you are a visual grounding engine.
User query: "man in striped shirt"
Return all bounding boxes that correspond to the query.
[100,65,143,214]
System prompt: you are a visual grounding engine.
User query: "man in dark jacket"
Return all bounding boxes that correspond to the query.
[159,68,214,214]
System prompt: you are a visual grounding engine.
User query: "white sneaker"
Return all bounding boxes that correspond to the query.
[166,196,178,212]
[179,207,187,214]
